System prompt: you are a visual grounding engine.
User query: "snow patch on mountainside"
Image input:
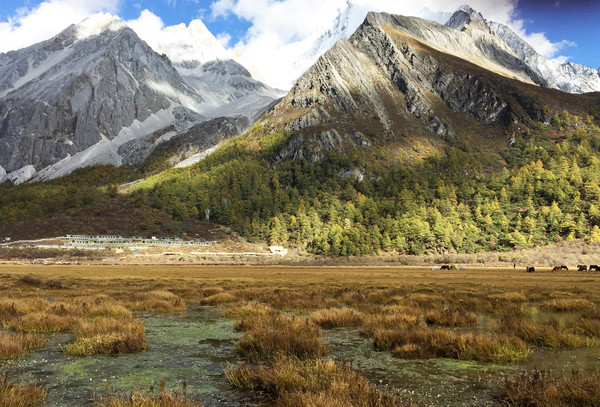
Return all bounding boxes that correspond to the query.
[34,135,120,182]
[8,165,37,185]
[445,6,600,94]
[137,18,229,65]
[174,143,221,169]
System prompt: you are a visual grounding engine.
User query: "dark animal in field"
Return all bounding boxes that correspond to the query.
[440,265,450,270]
[560,265,568,271]
[551,266,561,272]
[590,265,600,272]
[526,266,535,273]
[578,265,588,272]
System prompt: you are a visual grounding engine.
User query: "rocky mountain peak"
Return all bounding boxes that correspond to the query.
[75,13,128,41]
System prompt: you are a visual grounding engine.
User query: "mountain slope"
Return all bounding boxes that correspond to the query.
[133,18,283,120]
[0,13,205,183]
[3,11,600,257]
[447,5,600,94]
[292,3,600,96]
[264,11,599,168]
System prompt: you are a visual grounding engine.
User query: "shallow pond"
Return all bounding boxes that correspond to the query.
[322,327,600,407]
[0,306,267,406]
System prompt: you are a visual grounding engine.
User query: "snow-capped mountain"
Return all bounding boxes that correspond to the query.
[448,5,600,94]
[0,13,207,183]
[129,18,283,119]
[0,13,280,184]
[291,3,600,95]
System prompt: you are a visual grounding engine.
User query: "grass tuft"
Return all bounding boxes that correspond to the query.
[235,313,329,362]
[131,290,186,313]
[200,292,237,305]
[373,327,529,363]
[542,298,596,312]
[65,317,146,356]
[311,307,364,328]
[495,370,600,407]
[0,332,47,360]
[425,308,478,327]
[226,357,402,406]
[0,373,46,407]
[93,381,201,406]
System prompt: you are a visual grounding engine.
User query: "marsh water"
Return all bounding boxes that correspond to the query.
[2,306,600,406]
[1,306,268,406]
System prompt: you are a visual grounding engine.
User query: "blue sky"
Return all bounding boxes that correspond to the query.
[0,0,598,88]
[514,0,600,67]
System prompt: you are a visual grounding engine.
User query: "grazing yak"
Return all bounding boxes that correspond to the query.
[526,266,535,273]
[578,265,588,272]
[590,265,600,272]
[551,266,562,272]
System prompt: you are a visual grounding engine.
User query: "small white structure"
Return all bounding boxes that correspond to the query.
[268,246,288,256]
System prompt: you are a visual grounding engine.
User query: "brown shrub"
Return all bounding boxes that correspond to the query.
[495,370,600,407]
[311,308,363,329]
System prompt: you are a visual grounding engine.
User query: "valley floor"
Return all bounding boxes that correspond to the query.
[1,264,600,405]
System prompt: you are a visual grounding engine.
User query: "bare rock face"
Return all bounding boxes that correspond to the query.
[0,17,204,176]
[267,11,555,166]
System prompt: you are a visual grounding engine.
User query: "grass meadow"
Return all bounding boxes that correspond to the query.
[1,264,600,406]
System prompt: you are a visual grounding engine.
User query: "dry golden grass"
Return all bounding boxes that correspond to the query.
[494,315,599,349]
[0,373,46,407]
[66,317,146,356]
[0,332,47,360]
[372,327,529,363]
[495,370,600,407]
[361,305,421,338]
[226,357,402,407]
[235,313,329,362]
[311,307,364,329]
[221,302,278,320]
[542,298,596,312]
[5,312,78,333]
[130,290,186,313]
[94,382,201,407]
[3,264,600,405]
[489,292,528,302]
[425,308,478,327]
[200,292,237,305]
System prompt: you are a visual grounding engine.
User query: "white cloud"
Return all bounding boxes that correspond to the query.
[0,0,120,53]
[209,0,520,88]
[210,0,577,89]
[216,32,232,47]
